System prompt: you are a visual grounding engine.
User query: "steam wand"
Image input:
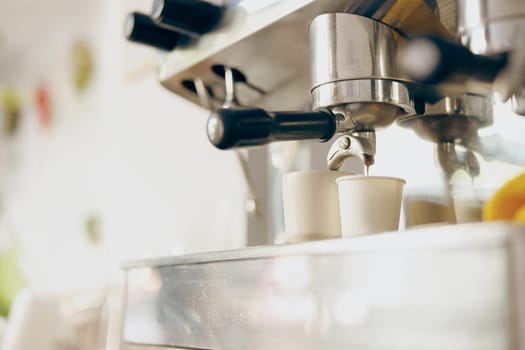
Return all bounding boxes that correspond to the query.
[436,142,480,181]
[194,71,261,217]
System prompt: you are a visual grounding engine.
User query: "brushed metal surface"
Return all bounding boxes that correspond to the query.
[157,0,447,111]
[123,222,523,350]
[158,0,342,111]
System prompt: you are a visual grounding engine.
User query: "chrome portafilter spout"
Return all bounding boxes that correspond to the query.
[397,94,492,183]
[436,142,480,181]
[327,132,376,173]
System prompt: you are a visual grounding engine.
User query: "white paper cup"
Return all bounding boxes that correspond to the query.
[282,170,350,242]
[337,176,405,237]
[451,188,493,223]
[404,194,456,227]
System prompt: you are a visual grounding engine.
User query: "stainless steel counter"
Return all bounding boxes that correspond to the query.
[122,222,525,350]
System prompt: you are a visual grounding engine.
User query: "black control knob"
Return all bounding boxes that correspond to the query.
[400,36,508,85]
[207,107,337,150]
[125,12,192,51]
[152,0,224,35]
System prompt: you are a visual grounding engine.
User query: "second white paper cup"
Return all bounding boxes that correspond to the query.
[282,170,349,242]
[337,176,405,237]
[451,188,493,223]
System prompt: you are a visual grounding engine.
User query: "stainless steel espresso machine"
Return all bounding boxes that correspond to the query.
[122,1,525,349]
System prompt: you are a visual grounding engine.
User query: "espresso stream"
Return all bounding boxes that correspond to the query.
[364,155,374,176]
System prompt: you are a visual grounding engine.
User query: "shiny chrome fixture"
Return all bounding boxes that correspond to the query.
[398,94,492,180]
[124,0,525,177]
[205,8,434,169]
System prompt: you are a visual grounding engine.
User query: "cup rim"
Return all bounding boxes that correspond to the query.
[450,187,495,197]
[336,175,406,184]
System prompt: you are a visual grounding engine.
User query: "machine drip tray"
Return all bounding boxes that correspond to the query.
[122,222,525,350]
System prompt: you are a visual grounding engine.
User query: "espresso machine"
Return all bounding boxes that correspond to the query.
[122,1,525,349]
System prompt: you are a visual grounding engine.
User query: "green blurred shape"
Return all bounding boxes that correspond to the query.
[72,41,94,92]
[1,87,22,134]
[0,247,25,317]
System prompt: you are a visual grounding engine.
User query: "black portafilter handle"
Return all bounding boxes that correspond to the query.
[152,0,224,35]
[400,36,508,85]
[125,12,192,51]
[207,108,337,150]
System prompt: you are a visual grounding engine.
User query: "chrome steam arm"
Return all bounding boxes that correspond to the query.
[206,107,337,150]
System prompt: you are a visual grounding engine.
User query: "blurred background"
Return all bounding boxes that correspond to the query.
[0,1,247,348]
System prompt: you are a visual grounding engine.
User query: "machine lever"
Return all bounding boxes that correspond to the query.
[400,36,508,85]
[207,108,337,150]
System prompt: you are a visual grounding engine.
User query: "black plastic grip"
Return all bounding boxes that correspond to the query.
[152,0,224,35]
[401,36,508,85]
[124,12,192,51]
[207,108,337,150]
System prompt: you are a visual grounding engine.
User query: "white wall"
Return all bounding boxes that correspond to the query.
[0,0,246,296]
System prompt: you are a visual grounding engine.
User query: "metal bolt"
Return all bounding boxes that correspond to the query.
[338,136,351,150]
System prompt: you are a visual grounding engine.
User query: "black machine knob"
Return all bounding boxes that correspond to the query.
[400,36,508,85]
[207,107,337,150]
[125,12,192,51]
[152,0,224,35]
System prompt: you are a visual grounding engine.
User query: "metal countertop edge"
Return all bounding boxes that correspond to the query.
[121,222,515,269]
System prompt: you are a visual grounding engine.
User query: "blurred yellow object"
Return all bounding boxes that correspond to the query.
[513,205,525,223]
[483,172,525,221]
